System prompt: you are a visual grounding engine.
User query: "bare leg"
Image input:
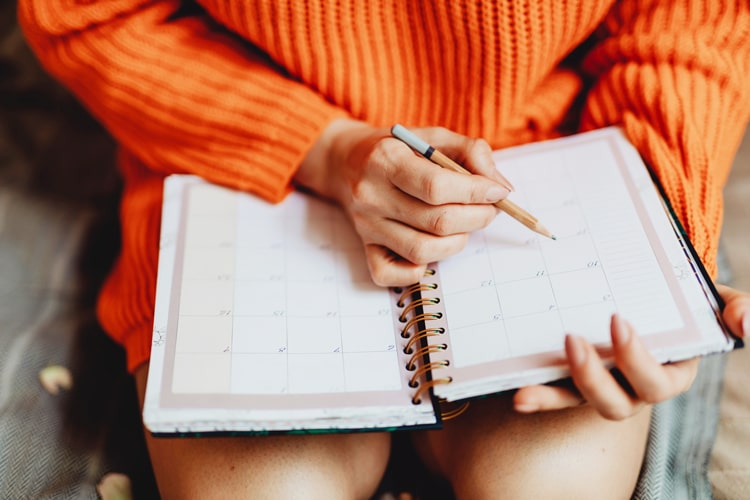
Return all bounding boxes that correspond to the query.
[412,394,650,499]
[135,364,391,500]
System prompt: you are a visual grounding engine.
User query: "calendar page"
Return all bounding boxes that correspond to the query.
[419,128,735,402]
[143,177,438,434]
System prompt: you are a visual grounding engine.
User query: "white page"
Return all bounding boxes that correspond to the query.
[143,177,436,434]
[404,128,735,402]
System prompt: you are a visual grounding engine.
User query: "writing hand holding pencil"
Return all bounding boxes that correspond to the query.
[295,120,551,286]
[391,124,555,240]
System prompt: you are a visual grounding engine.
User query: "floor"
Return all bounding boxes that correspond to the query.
[709,125,750,498]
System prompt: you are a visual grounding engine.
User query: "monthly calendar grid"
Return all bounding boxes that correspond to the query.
[436,139,682,369]
[168,191,405,397]
[171,183,240,394]
[164,133,689,397]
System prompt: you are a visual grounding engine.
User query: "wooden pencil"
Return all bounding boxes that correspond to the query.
[390,124,556,240]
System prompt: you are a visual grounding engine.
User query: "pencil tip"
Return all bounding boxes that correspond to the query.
[550,235,557,240]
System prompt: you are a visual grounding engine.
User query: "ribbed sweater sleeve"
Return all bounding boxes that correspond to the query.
[580,0,750,277]
[17,0,347,202]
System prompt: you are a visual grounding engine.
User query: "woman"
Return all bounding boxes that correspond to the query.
[19,1,750,497]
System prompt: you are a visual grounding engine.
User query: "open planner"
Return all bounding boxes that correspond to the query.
[143,127,739,435]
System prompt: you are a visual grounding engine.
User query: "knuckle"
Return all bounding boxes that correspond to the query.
[422,175,445,204]
[466,137,483,154]
[427,208,453,235]
[350,181,377,209]
[403,238,432,265]
[349,183,365,205]
[472,137,491,152]
[366,141,399,178]
[423,126,451,143]
[348,211,370,233]
[378,138,402,162]
[470,182,490,203]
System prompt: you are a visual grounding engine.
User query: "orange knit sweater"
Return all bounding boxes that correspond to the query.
[19,0,750,373]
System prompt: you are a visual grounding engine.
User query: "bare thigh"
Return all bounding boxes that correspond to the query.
[135,364,391,500]
[411,394,651,500]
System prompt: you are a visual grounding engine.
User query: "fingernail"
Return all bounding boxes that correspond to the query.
[514,403,539,413]
[742,313,750,338]
[612,314,630,346]
[566,334,587,367]
[494,172,515,191]
[485,185,510,203]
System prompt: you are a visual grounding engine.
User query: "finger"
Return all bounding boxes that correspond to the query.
[386,196,500,236]
[348,177,500,236]
[387,140,510,206]
[513,384,584,413]
[610,314,698,404]
[382,134,509,205]
[364,244,426,287]
[357,215,469,266]
[565,334,644,420]
[716,284,750,338]
[415,128,514,189]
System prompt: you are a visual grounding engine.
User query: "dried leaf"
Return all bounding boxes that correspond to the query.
[97,472,133,500]
[38,365,72,395]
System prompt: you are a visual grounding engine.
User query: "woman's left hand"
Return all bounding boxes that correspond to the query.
[513,284,750,420]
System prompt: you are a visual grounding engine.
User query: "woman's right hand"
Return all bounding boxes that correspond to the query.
[295,119,513,286]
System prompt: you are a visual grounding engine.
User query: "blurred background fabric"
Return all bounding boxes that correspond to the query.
[0,0,157,496]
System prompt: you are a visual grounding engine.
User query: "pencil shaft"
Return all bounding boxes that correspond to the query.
[390,124,554,239]
[427,150,554,239]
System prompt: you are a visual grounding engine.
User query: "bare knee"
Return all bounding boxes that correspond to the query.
[134,364,390,499]
[412,397,650,500]
[449,429,646,499]
[145,429,390,499]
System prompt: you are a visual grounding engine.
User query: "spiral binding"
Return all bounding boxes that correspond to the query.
[400,312,442,339]
[404,327,445,354]
[394,269,454,413]
[398,297,441,323]
[396,283,438,307]
[405,343,447,370]
[439,400,471,420]
[407,360,449,388]
[411,377,452,405]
